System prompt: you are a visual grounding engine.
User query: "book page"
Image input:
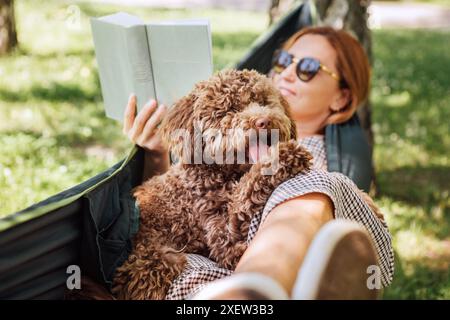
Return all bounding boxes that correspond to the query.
[124,25,157,115]
[98,12,143,27]
[91,18,134,121]
[91,13,156,121]
[91,14,212,121]
[146,21,213,108]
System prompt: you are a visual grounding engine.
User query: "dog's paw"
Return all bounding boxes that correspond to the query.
[279,140,312,171]
[258,140,312,176]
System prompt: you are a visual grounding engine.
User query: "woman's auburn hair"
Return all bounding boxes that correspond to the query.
[282,26,371,124]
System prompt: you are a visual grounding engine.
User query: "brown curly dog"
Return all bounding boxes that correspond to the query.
[111,69,313,299]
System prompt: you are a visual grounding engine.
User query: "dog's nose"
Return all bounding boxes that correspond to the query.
[255,117,271,129]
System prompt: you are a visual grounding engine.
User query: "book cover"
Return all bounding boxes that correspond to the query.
[90,13,213,122]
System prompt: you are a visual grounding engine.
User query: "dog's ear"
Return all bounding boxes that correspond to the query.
[159,92,197,162]
[278,94,297,140]
[289,118,297,141]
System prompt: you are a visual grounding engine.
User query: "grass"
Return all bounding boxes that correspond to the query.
[375,0,450,7]
[0,0,449,299]
[370,28,450,299]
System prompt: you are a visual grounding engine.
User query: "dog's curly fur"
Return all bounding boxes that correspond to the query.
[111,69,313,299]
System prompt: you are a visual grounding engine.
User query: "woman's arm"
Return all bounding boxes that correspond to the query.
[122,94,169,180]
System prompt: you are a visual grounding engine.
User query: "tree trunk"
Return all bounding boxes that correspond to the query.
[315,0,374,149]
[315,0,376,192]
[269,0,280,25]
[268,0,295,26]
[0,0,18,55]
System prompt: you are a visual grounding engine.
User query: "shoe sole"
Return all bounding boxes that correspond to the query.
[292,220,380,300]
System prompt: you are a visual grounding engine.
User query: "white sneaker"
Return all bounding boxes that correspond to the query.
[191,273,289,300]
[292,220,380,300]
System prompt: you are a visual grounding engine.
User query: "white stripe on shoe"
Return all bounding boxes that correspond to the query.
[191,272,289,300]
[292,220,380,300]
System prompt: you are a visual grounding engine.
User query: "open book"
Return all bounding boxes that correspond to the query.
[90,12,213,121]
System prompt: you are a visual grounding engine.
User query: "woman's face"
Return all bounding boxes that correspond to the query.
[272,34,347,125]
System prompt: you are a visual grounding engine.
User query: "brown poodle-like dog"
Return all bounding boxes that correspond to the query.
[111,69,313,299]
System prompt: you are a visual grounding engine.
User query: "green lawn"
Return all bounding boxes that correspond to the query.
[371,28,450,299]
[0,0,449,299]
[375,0,450,7]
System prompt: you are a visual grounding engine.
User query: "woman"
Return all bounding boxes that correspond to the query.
[122,26,394,299]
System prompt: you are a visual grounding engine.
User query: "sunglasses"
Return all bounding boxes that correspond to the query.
[272,49,340,83]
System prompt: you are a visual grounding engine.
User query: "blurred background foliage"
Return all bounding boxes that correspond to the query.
[0,0,449,299]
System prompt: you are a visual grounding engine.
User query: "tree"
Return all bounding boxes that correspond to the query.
[314,0,374,149]
[269,0,295,25]
[0,0,18,55]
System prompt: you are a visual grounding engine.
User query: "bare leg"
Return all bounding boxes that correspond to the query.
[214,192,334,298]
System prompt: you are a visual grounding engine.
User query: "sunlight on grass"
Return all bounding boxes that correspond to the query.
[371,28,450,298]
[395,230,449,267]
[372,90,411,109]
[379,197,450,299]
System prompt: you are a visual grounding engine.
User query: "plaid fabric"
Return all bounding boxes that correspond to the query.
[299,135,327,171]
[165,136,394,300]
[166,254,233,300]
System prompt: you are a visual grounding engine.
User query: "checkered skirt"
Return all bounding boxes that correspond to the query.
[165,135,394,300]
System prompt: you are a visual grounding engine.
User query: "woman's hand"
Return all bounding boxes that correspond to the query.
[123,94,167,153]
